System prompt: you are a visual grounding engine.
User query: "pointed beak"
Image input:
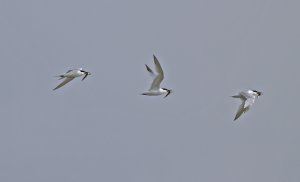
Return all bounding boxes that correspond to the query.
[164,90,173,98]
[82,71,91,81]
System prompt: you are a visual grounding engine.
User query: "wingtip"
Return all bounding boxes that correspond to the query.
[233,115,241,121]
[145,64,153,73]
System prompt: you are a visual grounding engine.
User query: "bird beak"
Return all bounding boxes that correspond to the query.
[164,90,173,98]
[82,71,91,81]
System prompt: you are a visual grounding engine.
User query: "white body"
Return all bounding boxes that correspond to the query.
[143,88,168,96]
[232,90,262,121]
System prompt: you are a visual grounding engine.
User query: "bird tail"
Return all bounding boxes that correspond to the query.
[55,75,65,80]
[231,95,242,99]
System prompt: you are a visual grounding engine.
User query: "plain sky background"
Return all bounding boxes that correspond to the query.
[1,0,300,181]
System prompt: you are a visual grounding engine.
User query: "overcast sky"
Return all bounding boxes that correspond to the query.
[1,0,300,181]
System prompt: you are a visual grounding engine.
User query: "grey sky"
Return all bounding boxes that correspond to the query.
[1,0,300,181]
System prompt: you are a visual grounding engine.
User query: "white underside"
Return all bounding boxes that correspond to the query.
[142,89,166,96]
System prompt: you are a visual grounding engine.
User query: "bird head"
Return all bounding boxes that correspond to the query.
[252,90,263,97]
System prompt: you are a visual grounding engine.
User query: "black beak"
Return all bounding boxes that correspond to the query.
[164,90,172,98]
[82,71,91,81]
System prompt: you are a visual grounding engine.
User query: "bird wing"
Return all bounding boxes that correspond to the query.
[53,77,75,90]
[232,92,247,100]
[234,97,254,121]
[145,64,156,78]
[150,55,164,90]
[234,100,247,121]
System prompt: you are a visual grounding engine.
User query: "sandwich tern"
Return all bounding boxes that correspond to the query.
[142,55,172,98]
[231,90,262,121]
[53,68,91,90]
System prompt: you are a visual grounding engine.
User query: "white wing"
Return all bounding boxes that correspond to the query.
[53,77,75,90]
[232,92,247,100]
[149,55,164,90]
[239,91,253,99]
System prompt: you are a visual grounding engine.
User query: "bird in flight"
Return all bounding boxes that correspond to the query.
[53,68,91,90]
[231,90,262,121]
[142,55,172,98]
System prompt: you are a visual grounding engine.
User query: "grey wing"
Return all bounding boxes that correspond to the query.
[234,100,246,121]
[150,55,164,90]
[145,64,155,78]
[232,92,247,100]
[150,74,163,90]
[63,69,74,75]
[53,77,74,90]
[153,55,164,78]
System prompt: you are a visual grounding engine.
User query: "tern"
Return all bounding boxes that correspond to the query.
[142,55,172,98]
[231,90,262,121]
[53,68,91,90]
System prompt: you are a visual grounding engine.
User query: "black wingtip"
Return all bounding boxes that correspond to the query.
[145,64,151,72]
[233,116,239,121]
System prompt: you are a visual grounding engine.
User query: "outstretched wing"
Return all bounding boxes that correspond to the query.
[53,77,74,90]
[234,97,253,121]
[234,100,246,121]
[150,55,164,90]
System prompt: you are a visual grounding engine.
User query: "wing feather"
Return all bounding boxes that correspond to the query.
[153,55,164,77]
[53,77,74,90]
[234,100,246,121]
[150,55,164,90]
